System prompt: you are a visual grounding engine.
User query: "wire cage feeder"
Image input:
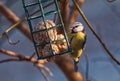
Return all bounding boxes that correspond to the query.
[22,0,72,59]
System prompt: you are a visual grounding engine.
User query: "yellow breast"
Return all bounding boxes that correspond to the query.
[71,32,85,51]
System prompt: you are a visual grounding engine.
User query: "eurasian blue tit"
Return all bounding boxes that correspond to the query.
[68,22,86,72]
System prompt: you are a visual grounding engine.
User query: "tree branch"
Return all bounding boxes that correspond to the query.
[0,48,47,64]
[0,2,32,40]
[0,48,53,81]
[35,63,54,77]
[0,58,19,63]
[38,69,50,81]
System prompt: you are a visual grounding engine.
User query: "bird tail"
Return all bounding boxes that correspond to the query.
[74,60,79,72]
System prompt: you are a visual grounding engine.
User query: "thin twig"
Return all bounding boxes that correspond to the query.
[36,63,54,77]
[0,58,19,63]
[72,0,120,65]
[84,54,92,81]
[29,52,36,59]
[4,32,20,45]
[38,68,50,81]
[85,54,89,81]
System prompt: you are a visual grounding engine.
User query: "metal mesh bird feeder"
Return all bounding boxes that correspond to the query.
[22,0,72,59]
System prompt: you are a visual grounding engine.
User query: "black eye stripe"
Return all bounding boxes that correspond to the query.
[73,25,79,28]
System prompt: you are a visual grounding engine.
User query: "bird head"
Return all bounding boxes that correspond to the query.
[70,22,85,33]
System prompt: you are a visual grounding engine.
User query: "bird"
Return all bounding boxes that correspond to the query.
[68,22,86,72]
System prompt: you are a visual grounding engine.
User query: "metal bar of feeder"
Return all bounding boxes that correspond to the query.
[35,37,65,47]
[38,0,54,56]
[38,49,71,59]
[28,10,57,20]
[24,0,49,7]
[22,0,39,57]
[32,23,63,34]
[25,2,39,7]
[54,0,72,52]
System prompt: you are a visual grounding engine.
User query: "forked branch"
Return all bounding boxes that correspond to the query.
[0,48,53,81]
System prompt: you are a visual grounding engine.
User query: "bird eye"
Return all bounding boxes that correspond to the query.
[74,25,78,28]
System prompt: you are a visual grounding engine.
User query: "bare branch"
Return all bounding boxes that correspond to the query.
[35,63,54,77]
[0,48,53,81]
[29,52,36,59]
[0,58,19,63]
[38,68,50,81]
[0,2,32,40]
[4,32,20,45]
[84,54,91,81]
[0,48,48,64]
